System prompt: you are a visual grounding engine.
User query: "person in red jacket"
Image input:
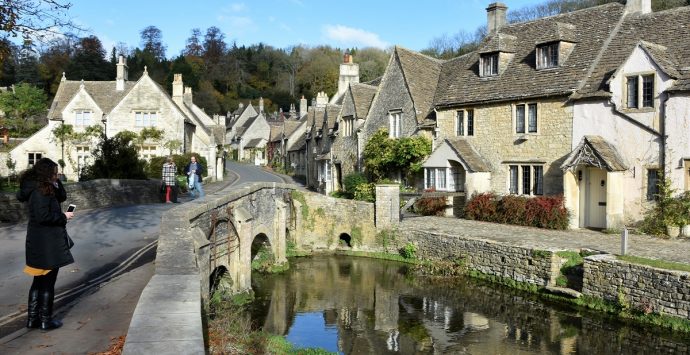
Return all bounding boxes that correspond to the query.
[16,158,74,331]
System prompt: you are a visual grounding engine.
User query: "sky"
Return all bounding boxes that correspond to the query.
[58,0,544,57]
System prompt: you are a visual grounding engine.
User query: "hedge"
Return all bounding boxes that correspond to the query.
[464,192,569,230]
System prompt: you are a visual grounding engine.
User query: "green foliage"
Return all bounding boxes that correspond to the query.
[362,129,431,181]
[353,182,376,202]
[0,83,48,137]
[413,196,448,216]
[617,255,690,273]
[399,243,417,259]
[350,225,363,246]
[343,172,367,198]
[639,176,690,235]
[251,245,290,274]
[375,228,397,250]
[80,133,147,180]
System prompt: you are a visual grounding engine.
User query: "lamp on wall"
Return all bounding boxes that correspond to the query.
[101,114,107,138]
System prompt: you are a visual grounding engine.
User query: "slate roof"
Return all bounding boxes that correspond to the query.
[48,80,136,120]
[435,3,625,107]
[284,119,303,138]
[244,138,264,148]
[350,83,377,119]
[395,46,444,122]
[288,133,306,152]
[575,6,690,98]
[445,137,491,172]
[269,122,283,142]
[325,104,341,131]
[364,77,382,86]
[561,135,627,171]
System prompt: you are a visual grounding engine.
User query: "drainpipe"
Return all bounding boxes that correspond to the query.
[661,92,669,177]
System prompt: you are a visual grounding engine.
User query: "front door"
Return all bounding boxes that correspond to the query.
[586,168,607,229]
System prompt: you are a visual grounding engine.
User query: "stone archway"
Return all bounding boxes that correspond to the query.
[209,265,232,299]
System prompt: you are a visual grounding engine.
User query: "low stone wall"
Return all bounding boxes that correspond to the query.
[583,254,690,319]
[0,179,161,223]
[394,228,560,286]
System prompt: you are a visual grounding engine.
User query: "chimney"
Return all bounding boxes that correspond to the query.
[336,50,359,101]
[116,55,128,91]
[625,0,651,15]
[300,96,307,118]
[172,74,183,98]
[183,86,193,106]
[316,92,328,108]
[486,2,508,34]
[259,97,264,113]
[343,51,352,64]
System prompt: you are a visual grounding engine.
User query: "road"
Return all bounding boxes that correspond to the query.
[0,161,288,341]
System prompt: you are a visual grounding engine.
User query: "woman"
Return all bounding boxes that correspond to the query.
[16,158,74,331]
[161,156,179,203]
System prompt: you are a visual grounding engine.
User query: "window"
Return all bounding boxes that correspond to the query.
[76,146,90,175]
[135,111,158,127]
[508,164,544,196]
[140,145,157,160]
[425,168,448,190]
[455,111,464,136]
[647,169,660,201]
[516,103,537,134]
[537,43,559,69]
[626,74,655,109]
[28,152,42,167]
[455,109,474,137]
[389,112,401,138]
[75,110,92,126]
[481,53,499,77]
[342,116,355,137]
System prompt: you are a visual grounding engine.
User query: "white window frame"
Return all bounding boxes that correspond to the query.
[75,110,92,126]
[388,111,402,138]
[424,167,448,191]
[28,152,43,167]
[135,111,158,127]
[537,42,559,69]
[455,109,475,137]
[507,164,544,196]
[76,145,90,176]
[625,73,655,109]
[514,103,538,134]
[480,53,499,77]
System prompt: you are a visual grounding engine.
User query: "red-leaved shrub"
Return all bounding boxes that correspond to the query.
[464,193,569,230]
[414,196,447,216]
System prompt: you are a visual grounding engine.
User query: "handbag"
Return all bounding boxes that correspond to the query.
[65,230,75,249]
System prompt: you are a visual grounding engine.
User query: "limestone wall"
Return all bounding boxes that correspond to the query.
[393,228,560,286]
[583,254,690,319]
[0,179,160,223]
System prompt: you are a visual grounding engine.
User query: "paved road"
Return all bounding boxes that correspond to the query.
[225,160,286,186]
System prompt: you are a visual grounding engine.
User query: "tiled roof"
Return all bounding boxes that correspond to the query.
[325,104,341,131]
[244,138,264,148]
[288,133,306,152]
[575,6,690,97]
[435,3,625,107]
[350,83,377,119]
[445,137,491,172]
[269,122,283,142]
[561,135,627,171]
[479,33,517,54]
[48,80,136,120]
[364,76,382,86]
[284,119,303,137]
[396,46,444,122]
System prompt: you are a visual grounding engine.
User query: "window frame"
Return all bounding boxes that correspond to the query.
[455,109,474,137]
[388,111,402,138]
[74,110,92,126]
[134,111,158,127]
[537,42,559,69]
[647,168,660,201]
[27,152,43,167]
[480,52,499,77]
[508,164,544,196]
[624,73,655,110]
[514,103,538,135]
[424,167,448,191]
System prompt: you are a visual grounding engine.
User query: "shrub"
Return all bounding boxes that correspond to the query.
[399,243,417,259]
[343,172,367,196]
[414,196,447,216]
[353,182,376,202]
[464,192,498,221]
[464,193,569,230]
[80,134,147,180]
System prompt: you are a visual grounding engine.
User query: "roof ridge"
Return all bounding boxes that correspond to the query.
[395,45,445,63]
[505,2,622,28]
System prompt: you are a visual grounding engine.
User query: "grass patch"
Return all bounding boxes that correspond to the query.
[531,249,551,259]
[617,255,690,273]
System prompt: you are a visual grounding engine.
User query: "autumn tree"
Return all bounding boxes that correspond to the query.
[65,35,113,80]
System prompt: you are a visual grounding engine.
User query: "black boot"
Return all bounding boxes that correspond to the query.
[26,288,39,328]
[39,290,62,331]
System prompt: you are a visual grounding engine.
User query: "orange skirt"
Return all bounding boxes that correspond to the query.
[24,265,51,276]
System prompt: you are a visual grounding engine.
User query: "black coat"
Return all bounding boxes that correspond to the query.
[184,162,205,182]
[16,180,74,270]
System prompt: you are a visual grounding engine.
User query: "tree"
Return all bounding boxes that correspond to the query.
[65,35,113,80]
[0,0,83,62]
[184,28,203,57]
[363,129,431,182]
[51,122,73,163]
[163,139,182,155]
[140,26,166,61]
[80,132,147,180]
[0,83,47,136]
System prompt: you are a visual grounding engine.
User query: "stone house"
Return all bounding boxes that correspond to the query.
[313,103,342,194]
[565,1,690,229]
[226,98,270,165]
[430,2,626,211]
[1,57,225,180]
[360,46,442,188]
[330,82,377,191]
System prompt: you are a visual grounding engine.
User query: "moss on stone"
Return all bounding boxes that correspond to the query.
[350,225,363,246]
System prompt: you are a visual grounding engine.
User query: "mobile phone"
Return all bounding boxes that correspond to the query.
[67,204,76,213]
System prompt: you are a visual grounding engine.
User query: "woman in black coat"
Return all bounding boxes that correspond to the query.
[16,158,74,331]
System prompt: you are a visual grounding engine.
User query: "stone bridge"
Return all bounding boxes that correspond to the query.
[122,182,400,354]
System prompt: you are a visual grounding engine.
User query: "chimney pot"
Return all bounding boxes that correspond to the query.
[486,2,508,34]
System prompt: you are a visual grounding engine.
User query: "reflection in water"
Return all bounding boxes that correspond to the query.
[247,255,690,354]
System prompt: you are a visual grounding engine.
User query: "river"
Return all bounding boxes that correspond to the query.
[247,255,690,354]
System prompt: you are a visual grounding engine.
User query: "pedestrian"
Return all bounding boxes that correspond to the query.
[16,158,74,331]
[161,156,179,203]
[184,155,205,199]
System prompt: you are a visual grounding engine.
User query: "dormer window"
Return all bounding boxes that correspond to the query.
[75,110,92,126]
[537,43,559,69]
[388,110,402,138]
[625,74,655,109]
[480,53,499,77]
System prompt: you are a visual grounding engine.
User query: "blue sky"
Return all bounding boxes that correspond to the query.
[64,0,543,57]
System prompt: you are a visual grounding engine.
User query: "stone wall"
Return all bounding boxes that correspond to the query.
[583,254,690,319]
[0,179,161,223]
[393,228,560,286]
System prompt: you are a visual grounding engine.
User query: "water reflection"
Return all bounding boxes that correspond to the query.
[248,255,690,354]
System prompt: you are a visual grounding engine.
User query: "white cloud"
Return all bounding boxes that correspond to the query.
[225,3,247,13]
[323,25,388,49]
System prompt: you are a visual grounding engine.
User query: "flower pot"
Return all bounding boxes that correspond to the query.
[682,225,690,237]
[666,225,680,238]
